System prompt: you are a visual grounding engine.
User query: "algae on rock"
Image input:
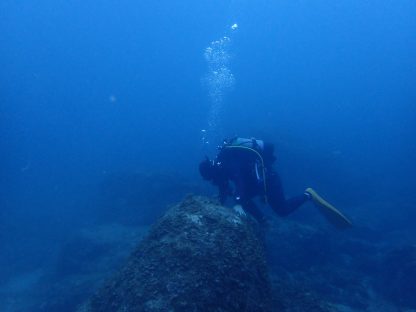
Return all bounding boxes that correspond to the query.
[84,195,272,312]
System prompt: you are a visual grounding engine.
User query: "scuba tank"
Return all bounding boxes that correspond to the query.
[222,137,265,153]
[221,137,268,203]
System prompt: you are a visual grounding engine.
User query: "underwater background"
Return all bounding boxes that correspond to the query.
[1,0,415,311]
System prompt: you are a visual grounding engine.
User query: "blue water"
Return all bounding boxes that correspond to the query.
[1,0,415,310]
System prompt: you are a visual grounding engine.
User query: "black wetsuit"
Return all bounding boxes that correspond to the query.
[211,140,308,222]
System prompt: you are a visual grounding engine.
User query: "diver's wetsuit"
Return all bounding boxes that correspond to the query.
[210,139,309,222]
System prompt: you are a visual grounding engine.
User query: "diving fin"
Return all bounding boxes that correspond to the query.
[305,188,352,229]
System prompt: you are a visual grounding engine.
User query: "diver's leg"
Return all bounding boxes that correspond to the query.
[267,172,309,216]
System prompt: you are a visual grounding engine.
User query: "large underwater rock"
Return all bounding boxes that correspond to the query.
[83,195,271,312]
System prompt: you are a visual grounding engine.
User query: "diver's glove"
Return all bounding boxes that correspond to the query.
[233,204,246,217]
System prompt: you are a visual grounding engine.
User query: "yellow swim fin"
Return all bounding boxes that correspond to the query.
[305,188,352,229]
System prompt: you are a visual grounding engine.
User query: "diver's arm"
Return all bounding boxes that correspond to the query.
[217,180,231,205]
[212,172,231,205]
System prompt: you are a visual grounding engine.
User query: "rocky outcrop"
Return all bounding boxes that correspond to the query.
[266,219,379,311]
[0,225,148,312]
[83,196,271,312]
[376,245,416,309]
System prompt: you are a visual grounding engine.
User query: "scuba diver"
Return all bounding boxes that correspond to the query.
[199,137,352,229]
